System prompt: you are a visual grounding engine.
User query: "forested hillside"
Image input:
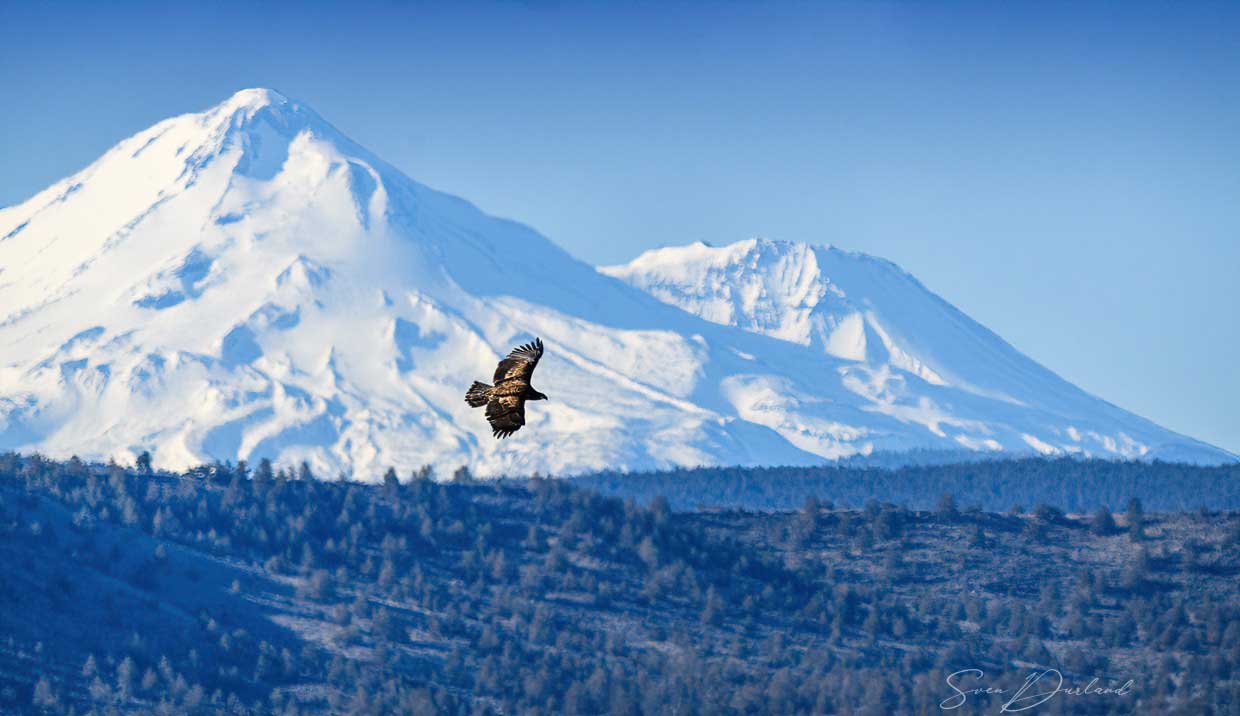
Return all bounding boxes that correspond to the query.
[573,457,1240,512]
[0,454,1237,715]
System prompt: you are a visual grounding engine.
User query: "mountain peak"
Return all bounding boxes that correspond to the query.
[217,87,291,114]
[193,88,334,152]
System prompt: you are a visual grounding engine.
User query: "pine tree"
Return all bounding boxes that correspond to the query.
[256,458,275,484]
[1091,507,1118,535]
[31,677,58,711]
[936,493,958,519]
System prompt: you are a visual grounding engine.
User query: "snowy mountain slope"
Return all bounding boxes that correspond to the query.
[0,90,1230,478]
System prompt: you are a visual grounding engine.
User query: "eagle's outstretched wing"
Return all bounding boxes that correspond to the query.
[485,394,526,439]
[493,338,543,385]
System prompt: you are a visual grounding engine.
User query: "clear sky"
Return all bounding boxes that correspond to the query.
[2,1,1238,454]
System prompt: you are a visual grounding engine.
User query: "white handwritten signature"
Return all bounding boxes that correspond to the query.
[941,668,1135,712]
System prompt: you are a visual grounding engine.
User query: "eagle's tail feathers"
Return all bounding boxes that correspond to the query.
[465,381,491,408]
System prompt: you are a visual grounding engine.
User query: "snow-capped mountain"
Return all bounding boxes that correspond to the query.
[0,89,1230,478]
[602,239,1240,465]
[602,239,1101,409]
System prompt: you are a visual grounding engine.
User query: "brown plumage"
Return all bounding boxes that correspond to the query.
[464,338,548,439]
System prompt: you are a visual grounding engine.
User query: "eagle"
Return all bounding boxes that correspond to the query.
[464,337,548,439]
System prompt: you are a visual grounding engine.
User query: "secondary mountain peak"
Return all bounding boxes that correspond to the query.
[603,238,906,365]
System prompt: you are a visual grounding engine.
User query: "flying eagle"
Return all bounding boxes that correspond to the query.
[464,338,548,439]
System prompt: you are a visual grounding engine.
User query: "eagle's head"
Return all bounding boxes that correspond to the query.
[529,390,549,401]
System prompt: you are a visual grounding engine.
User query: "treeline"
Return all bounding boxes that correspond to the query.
[572,456,1240,512]
[0,452,1236,714]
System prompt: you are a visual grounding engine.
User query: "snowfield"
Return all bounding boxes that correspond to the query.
[0,89,1231,478]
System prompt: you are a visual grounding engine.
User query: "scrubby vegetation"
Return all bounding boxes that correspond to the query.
[0,453,1237,714]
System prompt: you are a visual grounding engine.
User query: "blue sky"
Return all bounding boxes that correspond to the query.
[2,1,1238,454]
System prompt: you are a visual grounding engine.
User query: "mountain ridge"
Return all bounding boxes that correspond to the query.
[0,89,1230,477]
